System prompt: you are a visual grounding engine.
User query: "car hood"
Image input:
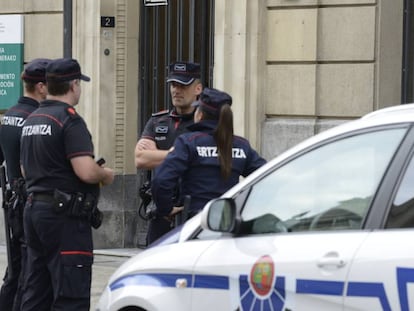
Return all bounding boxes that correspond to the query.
[107,238,216,288]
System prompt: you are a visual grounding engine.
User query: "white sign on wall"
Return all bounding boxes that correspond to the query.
[0,15,24,110]
[0,15,24,44]
[144,0,168,6]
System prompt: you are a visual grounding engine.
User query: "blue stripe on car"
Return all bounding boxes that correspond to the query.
[193,275,229,289]
[296,279,344,295]
[347,282,391,311]
[110,273,229,291]
[397,267,414,311]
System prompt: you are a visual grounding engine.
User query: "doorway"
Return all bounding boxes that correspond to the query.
[138,0,215,129]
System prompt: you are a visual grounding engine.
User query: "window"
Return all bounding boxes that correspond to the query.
[240,128,407,234]
[386,153,414,228]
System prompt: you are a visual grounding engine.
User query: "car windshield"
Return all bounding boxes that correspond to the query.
[148,224,183,247]
[240,127,408,233]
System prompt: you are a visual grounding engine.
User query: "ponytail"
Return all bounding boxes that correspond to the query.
[213,104,233,179]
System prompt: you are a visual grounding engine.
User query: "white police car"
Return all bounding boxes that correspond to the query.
[97,104,414,311]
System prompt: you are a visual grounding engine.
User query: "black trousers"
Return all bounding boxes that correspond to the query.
[146,216,173,245]
[0,204,26,311]
[21,199,93,311]
[0,235,25,311]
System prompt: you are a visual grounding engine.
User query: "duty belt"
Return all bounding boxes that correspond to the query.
[31,192,54,203]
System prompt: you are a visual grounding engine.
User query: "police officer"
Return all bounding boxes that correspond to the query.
[20,58,115,311]
[0,58,50,311]
[135,61,203,244]
[151,88,267,218]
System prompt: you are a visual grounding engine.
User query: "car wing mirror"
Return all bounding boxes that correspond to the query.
[201,198,239,233]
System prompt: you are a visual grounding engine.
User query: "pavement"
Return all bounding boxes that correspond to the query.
[0,245,144,310]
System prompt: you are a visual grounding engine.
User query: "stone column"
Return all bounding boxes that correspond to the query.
[72,0,140,248]
[214,0,265,150]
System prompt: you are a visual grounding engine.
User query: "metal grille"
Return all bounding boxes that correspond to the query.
[138,0,215,131]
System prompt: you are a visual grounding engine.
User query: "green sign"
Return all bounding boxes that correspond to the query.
[0,15,24,110]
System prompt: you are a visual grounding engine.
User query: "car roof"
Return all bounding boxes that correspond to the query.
[223,103,414,198]
[361,103,414,120]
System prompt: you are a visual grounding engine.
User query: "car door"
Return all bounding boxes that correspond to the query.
[190,125,410,311]
[344,149,414,311]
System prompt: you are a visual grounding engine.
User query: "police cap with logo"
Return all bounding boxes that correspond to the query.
[166,61,201,85]
[21,58,51,83]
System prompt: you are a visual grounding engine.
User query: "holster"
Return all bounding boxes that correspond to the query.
[8,178,28,239]
[139,180,152,206]
[53,189,103,229]
[53,189,72,214]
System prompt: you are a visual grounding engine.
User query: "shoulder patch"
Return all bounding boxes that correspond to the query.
[66,107,79,118]
[152,109,169,117]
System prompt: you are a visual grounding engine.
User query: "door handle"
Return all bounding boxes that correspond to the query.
[317,252,346,269]
[176,278,188,288]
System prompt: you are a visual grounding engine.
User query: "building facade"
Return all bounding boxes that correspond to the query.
[0,0,408,248]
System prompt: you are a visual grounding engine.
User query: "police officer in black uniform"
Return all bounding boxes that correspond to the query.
[151,88,267,218]
[135,61,203,244]
[20,58,115,311]
[0,58,50,311]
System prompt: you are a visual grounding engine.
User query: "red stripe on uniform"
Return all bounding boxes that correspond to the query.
[60,251,93,256]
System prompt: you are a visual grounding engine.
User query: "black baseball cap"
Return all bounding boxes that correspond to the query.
[21,58,51,83]
[166,62,201,85]
[191,87,232,115]
[46,58,90,82]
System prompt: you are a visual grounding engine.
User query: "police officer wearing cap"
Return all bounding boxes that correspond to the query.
[20,58,115,311]
[0,58,50,311]
[135,61,203,244]
[151,87,266,219]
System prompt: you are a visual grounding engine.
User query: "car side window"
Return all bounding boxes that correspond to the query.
[240,128,407,234]
[386,153,414,228]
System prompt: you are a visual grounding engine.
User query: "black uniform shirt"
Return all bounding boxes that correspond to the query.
[140,109,195,151]
[0,96,39,182]
[20,100,98,195]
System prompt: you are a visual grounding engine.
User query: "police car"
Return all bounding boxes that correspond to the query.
[97,104,414,311]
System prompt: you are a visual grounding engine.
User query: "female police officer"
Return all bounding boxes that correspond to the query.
[151,87,266,220]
